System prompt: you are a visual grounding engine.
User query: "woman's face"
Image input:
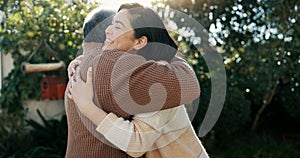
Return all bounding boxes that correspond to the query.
[103,10,138,51]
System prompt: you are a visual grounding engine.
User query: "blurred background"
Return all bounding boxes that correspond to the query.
[0,0,299,157]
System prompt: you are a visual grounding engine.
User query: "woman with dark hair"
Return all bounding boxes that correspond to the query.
[116,4,177,62]
[66,3,208,158]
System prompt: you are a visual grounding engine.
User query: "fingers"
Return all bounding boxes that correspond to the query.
[68,81,73,100]
[67,55,83,79]
[67,63,74,79]
[67,91,73,100]
[69,76,76,94]
[74,67,81,82]
[86,67,93,84]
[68,62,77,79]
[70,77,73,89]
[77,55,84,61]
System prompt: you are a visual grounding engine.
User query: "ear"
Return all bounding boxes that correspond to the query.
[133,36,148,50]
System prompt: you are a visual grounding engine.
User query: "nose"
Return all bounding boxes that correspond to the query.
[105,25,112,36]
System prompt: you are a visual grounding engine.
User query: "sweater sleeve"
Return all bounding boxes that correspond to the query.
[125,55,201,111]
[93,50,200,116]
[95,105,190,157]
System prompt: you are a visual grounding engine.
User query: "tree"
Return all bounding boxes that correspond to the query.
[0,0,97,112]
[154,0,300,135]
[0,1,97,156]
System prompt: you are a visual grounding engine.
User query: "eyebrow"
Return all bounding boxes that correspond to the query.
[115,20,126,28]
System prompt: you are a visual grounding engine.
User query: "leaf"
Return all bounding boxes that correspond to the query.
[8,12,21,23]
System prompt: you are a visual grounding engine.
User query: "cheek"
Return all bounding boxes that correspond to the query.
[113,41,126,51]
[114,37,129,50]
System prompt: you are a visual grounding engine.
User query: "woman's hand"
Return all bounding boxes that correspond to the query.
[68,67,107,125]
[67,55,84,79]
[68,67,94,114]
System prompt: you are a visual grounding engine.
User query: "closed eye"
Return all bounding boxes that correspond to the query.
[115,20,125,28]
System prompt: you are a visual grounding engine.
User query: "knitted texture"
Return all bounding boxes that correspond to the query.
[64,90,130,158]
[92,50,199,115]
[95,105,207,158]
[65,49,133,157]
[65,47,200,157]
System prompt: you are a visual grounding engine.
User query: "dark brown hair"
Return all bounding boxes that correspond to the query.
[83,9,115,42]
[118,3,178,62]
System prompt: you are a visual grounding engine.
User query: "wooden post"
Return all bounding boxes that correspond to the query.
[21,61,65,73]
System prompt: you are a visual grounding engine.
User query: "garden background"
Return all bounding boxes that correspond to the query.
[0,0,299,157]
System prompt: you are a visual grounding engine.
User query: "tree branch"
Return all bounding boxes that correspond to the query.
[43,40,59,61]
[251,82,278,131]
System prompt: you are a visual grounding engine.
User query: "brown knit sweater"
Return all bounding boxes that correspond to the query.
[65,48,200,157]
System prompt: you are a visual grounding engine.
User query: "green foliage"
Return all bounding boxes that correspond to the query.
[0,65,42,112]
[216,0,300,130]
[0,110,67,157]
[0,0,95,156]
[276,84,300,122]
[213,87,251,136]
[26,110,67,157]
[0,111,34,157]
[24,146,63,158]
[158,0,300,135]
[212,132,300,158]
[0,0,98,113]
